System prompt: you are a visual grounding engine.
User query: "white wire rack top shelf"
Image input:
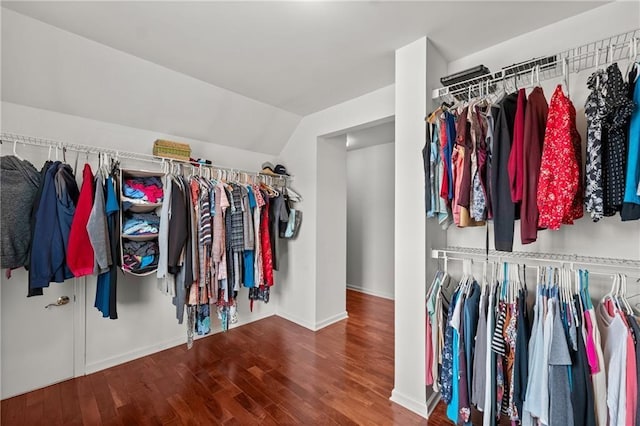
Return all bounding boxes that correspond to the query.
[0,132,291,183]
[433,28,640,101]
[432,247,640,270]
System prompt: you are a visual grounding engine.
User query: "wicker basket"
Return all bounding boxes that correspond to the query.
[153,139,191,161]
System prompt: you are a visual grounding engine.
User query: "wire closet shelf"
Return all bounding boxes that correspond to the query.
[433,28,640,101]
[432,247,640,272]
[0,132,292,184]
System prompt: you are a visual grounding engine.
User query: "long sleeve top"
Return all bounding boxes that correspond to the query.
[520,87,548,244]
[508,88,527,204]
[67,164,95,277]
[537,85,582,230]
[491,93,518,251]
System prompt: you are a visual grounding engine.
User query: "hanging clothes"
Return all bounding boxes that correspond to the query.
[548,298,574,426]
[621,66,640,221]
[470,104,489,222]
[67,164,96,277]
[455,106,485,228]
[491,92,518,251]
[508,88,527,204]
[95,175,120,319]
[423,120,432,216]
[520,87,548,244]
[537,85,583,231]
[0,156,41,270]
[602,63,635,216]
[597,300,628,425]
[29,161,79,294]
[88,174,110,274]
[584,70,608,222]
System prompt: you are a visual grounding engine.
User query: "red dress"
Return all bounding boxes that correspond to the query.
[537,85,583,230]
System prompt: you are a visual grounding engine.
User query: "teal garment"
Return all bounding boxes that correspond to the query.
[243,251,255,287]
[243,186,256,287]
[447,329,461,421]
[285,209,296,238]
[624,79,640,205]
[95,177,119,318]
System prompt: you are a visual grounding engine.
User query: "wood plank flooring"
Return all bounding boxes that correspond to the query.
[1,290,426,425]
[429,402,513,425]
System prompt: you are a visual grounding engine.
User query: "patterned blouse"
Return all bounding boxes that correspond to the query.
[584,70,607,221]
[602,63,635,216]
[537,85,583,230]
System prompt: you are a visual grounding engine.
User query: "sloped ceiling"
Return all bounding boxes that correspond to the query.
[2,2,607,154]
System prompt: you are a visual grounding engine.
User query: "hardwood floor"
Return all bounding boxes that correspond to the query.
[429,402,513,425]
[1,290,426,425]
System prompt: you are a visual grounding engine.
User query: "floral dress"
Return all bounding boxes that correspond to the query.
[537,85,583,230]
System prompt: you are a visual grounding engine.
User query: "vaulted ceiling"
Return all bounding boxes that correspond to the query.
[2,1,607,154]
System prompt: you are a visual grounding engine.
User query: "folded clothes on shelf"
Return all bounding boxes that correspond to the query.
[123,176,163,203]
[122,240,159,273]
[123,212,160,236]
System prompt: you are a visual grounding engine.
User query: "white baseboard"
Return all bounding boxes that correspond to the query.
[390,388,428,419]
[276,310,349,331]
[276,310,316,330]
[85,311,275,374]
[314,311,348,330]
[86,336,185,374]
[346,284,394,300]
[426,390,440,417]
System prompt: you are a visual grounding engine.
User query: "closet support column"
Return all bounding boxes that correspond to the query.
[391,37,447,419]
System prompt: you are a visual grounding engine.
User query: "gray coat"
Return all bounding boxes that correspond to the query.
[1,155,41,269]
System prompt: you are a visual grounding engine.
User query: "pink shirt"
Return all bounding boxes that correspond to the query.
[426,316,433,386]
[584,311,600,374]
[626,320,637,426]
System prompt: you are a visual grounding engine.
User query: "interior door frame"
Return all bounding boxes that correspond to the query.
[72,277,87,377]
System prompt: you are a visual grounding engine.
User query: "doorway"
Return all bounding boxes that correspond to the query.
[345,121,395,300]
[314,118,395,327]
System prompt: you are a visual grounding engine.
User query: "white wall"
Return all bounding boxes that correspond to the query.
[276,85,395,330]
[316,135,348,327]
[444,1,640,262]
[346,142,395,300]
[1,102,279,376]
[392,36,448,418]
[1,8,300,155]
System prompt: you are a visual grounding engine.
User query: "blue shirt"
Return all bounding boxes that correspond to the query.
[624,80,640,205]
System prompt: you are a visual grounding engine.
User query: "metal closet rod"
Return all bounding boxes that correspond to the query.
[435,256,634,279]
[431,247,640,270]
[433,28,640,100]
[0,132,291,182]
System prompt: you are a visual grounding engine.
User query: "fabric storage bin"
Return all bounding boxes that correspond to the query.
[119,169,165,276]
[153,139,191,161]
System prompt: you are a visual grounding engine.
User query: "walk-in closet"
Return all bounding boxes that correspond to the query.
[1,1,639,425]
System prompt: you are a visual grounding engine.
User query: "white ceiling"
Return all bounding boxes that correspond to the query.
[3,1,607,116]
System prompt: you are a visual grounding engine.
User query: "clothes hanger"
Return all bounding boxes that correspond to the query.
[562,57,571,99]
[612,273,622,312]
[12,140,24,161]
[625,37,640,83]
[621,274,634,315]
